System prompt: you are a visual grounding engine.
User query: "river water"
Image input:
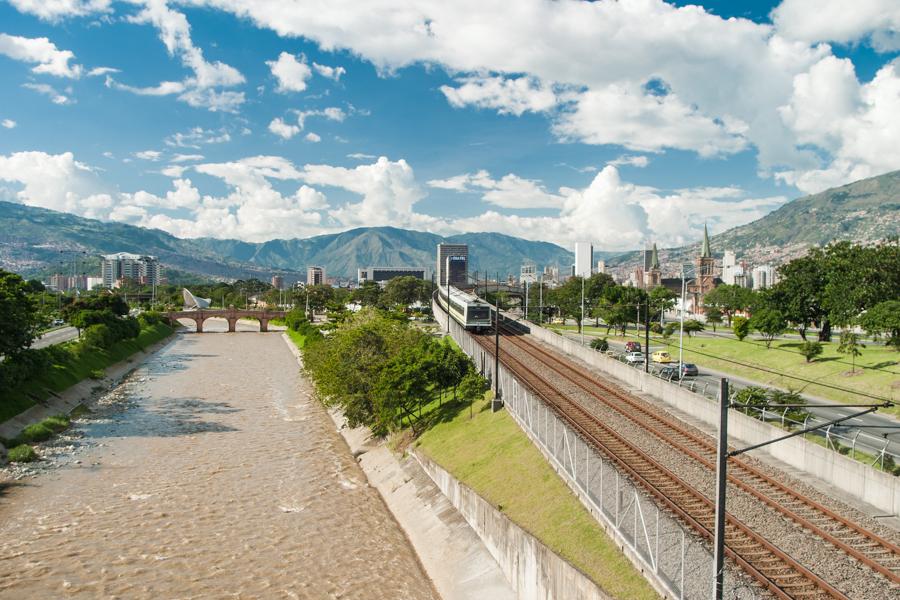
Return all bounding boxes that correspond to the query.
[0,321,438,599]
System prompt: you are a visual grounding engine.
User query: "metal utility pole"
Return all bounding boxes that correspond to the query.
[446,257,451,333]
[713,378,729,600]
[644,298,650,373]
[679,264,687,376]
[524,280,528,321]
[493,271,501,412]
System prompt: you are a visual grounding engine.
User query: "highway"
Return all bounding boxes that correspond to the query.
[32,326,79,349]
[550,327,900,464]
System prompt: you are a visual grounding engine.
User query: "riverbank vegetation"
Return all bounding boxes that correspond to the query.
[290,306,484,435]
[0,274,175,424]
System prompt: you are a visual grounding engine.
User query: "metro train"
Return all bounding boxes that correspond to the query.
[437,285,494,331]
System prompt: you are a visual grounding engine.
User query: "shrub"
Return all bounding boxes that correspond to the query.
[138,311,164,327]
[82,323,115,349]
[649,322,663,334]
[800,341,823,363]
[89,368,105,379]
[732,316,750,341]
[662,322,678,338]
[43,415,70,432]
[17,423,54,444]
[590,337,609,351]
[8,444,38,463]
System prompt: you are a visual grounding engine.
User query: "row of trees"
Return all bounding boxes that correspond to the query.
[710,241,899,349]
[301,308,485,435]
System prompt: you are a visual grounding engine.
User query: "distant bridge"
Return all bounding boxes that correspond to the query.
[166,306,287,333]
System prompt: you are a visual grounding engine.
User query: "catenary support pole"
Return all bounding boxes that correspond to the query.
[713,378,729,600]
[493,271,501,412]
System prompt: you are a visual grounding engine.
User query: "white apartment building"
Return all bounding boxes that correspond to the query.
[752,264,777,290]
[101,253,162,288]
[574,241,593,278]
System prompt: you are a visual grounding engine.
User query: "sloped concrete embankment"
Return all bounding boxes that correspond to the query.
[0,335,176,442]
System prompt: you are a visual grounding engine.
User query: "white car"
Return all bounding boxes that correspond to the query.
[624,351,645,364]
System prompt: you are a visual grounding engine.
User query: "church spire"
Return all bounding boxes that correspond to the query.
[650,242,660,270]
[701,223,711,258]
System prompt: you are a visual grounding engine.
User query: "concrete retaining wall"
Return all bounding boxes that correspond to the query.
[524,320,900,516]
[415,452,611,600]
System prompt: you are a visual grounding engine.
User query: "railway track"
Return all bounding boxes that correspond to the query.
[470,330,842,599]
[494,324,900,590]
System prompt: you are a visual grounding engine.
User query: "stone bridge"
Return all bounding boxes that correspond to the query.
[166,306,287,333]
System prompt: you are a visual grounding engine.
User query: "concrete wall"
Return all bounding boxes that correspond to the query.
[415,452,611,600]
[523,319,900,516]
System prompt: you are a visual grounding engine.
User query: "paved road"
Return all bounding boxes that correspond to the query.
[32,326,79,349]
[553,328,900,461]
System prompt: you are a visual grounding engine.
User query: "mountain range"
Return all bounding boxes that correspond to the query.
[1,169,896,283]
[607,169,899,272]
[0,201,579,281]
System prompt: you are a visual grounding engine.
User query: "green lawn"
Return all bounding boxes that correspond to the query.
[550,325,900,417]
[0,323,174,424]
[415,396,659,599]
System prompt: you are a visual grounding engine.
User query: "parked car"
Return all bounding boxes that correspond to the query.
[651,350,672,363]
[624,341,642,353]
[624,351,645,364]
[51,319,64,326]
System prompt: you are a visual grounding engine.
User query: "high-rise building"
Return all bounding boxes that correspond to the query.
[358,266,426,285]
[101,253,161,288]
[543,265,559,287]
[574,241,593,277]
[520,262,537,284]
[271,275,284,290]
[721,250,737,285]
[307,266,326,286]
[596,260,606,274]
[436,243,468,287]
[752,265,777,290]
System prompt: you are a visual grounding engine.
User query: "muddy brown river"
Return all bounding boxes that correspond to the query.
[0,321,438,599]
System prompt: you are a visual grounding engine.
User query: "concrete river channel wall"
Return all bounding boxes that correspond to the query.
[433,301,737,600]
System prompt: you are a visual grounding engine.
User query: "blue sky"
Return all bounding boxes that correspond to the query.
[0,0,897,250]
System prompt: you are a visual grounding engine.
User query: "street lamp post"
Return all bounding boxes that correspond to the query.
[539,273,543,325]
[580,276,585,346]
[678,264,696,377]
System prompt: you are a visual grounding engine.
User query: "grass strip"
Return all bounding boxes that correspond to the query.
[415,397,659,599]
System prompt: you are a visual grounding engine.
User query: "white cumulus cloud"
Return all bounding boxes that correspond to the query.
[268,117,301,140]
[267,52,312,93]
[313,62,346,81]
[0,33,82,78]
[1,119,16,129]
[773,0,900,52]
[9,0,112,22]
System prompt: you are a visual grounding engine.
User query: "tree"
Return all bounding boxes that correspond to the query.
[859,300,900,351]
[703,284,754,325]
[705,306,723,332]
[799,341,823,363]
[457,368,487,419]
[682,319,705,337]
[383,276,430,310]
[0,269,44,357]
[649,286,677,324]
[750,308,786,348]
[351,281,383,307]
[732,316,750,341]
[837,331,865,374]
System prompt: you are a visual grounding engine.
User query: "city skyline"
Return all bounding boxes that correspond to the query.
[0,1,898,250]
